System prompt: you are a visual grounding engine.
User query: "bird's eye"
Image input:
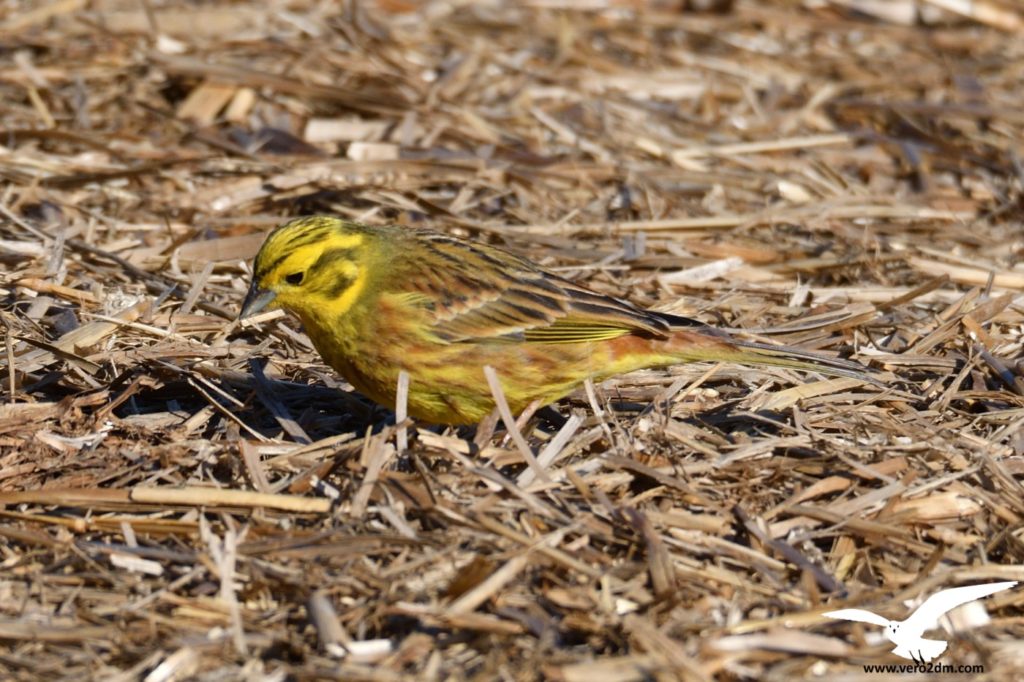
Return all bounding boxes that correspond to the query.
[285,272,304,285]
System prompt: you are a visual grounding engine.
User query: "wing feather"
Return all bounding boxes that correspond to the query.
[399,231,673,344]
[823,609,892,627]
[904,581,1017,634]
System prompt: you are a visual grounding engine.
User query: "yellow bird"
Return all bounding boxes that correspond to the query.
[240,216,874,425]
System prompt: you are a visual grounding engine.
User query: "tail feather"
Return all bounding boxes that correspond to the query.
[728,336,880,384]
[892,638,947,663]
[668,325,881,385]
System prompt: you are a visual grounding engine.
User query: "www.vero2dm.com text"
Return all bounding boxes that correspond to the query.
[863,662,984,674]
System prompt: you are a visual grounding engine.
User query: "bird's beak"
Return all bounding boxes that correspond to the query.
[239,284,276,320]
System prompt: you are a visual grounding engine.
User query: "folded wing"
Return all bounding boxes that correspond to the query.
[404,232,685,344]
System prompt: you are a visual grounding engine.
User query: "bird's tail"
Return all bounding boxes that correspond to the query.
[663,326,880,385]
[892,638,947,663]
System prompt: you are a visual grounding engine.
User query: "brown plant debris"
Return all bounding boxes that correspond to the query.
[1,0,1024,679]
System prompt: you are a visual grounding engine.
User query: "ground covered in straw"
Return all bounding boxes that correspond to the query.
[2,0,1024,679]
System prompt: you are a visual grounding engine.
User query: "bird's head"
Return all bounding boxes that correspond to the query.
[240,216,370,320]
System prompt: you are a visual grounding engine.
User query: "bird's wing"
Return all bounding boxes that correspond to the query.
[822,609,892,627]
[904,581,1017,634]
[399,232,687,344]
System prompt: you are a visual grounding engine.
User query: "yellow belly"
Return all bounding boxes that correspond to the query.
[303,325,604,424]
[296,300,672,425]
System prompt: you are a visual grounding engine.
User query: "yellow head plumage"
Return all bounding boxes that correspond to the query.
[240,217,371,320]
